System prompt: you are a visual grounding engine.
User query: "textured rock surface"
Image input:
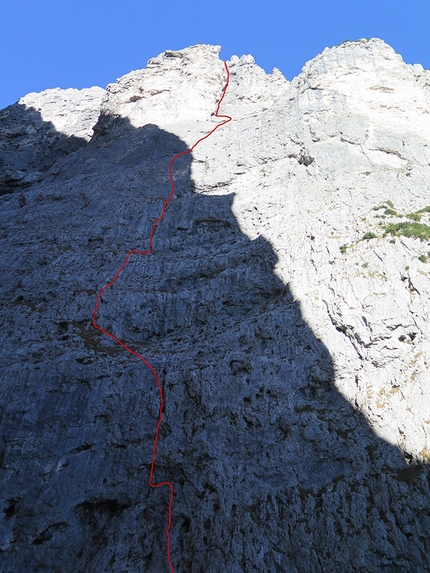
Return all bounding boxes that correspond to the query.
[0,86,105,195]
[1,40,430,572]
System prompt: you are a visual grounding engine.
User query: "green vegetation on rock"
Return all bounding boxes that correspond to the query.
[362,232,378,240]
[370,202,430,241]
[383,221,430,241]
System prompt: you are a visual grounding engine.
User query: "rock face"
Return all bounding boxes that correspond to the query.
[1,40,430,572]
[0,86,105,196]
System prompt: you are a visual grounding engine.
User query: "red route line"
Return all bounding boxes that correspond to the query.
[92,61,232,573]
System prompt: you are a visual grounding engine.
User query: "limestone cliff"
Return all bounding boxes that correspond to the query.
[0,40,429,572]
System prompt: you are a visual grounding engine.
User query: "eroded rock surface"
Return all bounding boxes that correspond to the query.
[0,40,429,572]
[0,86,105,195]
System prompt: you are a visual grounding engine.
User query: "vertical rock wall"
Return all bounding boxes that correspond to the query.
[0,40,429,572]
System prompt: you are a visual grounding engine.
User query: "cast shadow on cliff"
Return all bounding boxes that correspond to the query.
[102,120,429,573]
[1,110,429,573]
[0,102,89,196]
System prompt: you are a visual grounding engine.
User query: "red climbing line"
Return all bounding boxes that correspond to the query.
[92,61,232,573]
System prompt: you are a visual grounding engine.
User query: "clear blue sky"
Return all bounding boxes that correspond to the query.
[1,0,429,110]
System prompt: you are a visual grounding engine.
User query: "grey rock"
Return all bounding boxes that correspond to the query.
[0,86,104,195]
[0,40,429,572]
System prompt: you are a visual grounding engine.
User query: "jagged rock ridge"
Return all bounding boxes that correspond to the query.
[0,40,429,572]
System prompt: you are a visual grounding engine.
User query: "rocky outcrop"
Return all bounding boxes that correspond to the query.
[0,86,104,195]
[0,40,429,572]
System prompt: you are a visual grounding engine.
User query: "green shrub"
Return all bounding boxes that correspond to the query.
[340,244,348,254]
[406,212,421,221]
[383,222,430,241]
[384,208,398,216]
[362,232,378,240]
[373,200,394,212]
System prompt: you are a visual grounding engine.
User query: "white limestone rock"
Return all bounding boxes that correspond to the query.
[206,37,430,460]
[0,40,429,572]
[19,86,106,140]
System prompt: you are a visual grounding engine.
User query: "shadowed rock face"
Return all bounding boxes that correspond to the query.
[1,42,430,572]
[0,87,104,196]
[0,105,429,573]
[0,104,87,195]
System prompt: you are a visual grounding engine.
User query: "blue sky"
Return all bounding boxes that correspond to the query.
[1,0,429,110]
